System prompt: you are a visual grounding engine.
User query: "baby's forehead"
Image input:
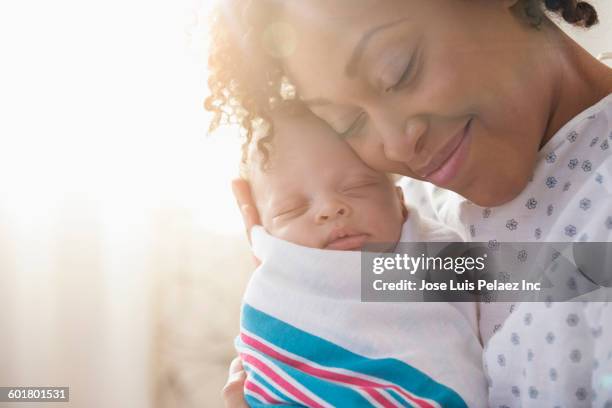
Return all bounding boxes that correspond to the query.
[247,109,389,194]
[250,148,389,194]
[257,119,351,171]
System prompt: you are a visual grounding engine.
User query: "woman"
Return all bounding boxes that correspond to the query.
[206,0,612,405]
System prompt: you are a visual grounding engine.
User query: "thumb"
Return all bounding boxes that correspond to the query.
[222,357,249,408]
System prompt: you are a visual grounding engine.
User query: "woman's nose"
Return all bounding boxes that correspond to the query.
[315,199,351,223]
[378,116,428,164]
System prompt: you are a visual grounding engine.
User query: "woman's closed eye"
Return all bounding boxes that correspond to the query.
[385,44,421,93]
[339,111,368,139]
[338,46,421,139]
[341,179,381,194]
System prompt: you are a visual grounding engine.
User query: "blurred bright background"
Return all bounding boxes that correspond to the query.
[0,0,610,407]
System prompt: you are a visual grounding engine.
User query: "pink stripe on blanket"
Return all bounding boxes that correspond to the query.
[244,379,283,404]
[241,331,438,408]
[241,352,329,408]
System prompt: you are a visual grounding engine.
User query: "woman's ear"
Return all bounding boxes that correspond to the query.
[395,186,409,222]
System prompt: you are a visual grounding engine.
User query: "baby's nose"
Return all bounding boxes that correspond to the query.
[316,201,350,223]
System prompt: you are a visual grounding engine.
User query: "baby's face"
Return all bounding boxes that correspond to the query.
[250,113,406,250]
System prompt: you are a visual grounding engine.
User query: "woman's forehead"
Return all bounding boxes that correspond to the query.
[279,0,492,100]
[281,0,409,39]
[279,0,419,94]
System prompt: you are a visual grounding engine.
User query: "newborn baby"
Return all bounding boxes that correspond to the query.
[237,107,487,407]
[243,108,407,252]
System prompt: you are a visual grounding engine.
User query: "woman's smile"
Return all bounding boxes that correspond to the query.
[423,117,473,186]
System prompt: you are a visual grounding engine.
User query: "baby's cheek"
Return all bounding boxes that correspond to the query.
[272,220,325,249]
[369,214,403,245]
[384,220,404,245]
[382,202,405,242]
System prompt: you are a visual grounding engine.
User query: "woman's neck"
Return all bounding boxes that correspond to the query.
[540,24,612,148]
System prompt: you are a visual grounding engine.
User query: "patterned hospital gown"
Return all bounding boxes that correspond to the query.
[400,93,612,406]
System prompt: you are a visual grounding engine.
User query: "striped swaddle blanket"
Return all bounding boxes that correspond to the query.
[237,218,487,407]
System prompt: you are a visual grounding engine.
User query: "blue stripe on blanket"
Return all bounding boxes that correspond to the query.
[238,303,467,408]
[241,344,379,406]
[244,395,280,408]
[244,368,293,403]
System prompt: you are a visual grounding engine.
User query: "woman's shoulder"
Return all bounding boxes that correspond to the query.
[541,93,612,154]
[564,92,612,176]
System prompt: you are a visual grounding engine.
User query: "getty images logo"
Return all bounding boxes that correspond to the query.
[372,252,487,275]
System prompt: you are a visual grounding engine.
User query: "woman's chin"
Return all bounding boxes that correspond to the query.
[459,176,529,208]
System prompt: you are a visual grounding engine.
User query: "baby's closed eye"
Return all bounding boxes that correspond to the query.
[272,201,309,220]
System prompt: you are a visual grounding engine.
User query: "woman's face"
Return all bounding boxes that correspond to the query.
[279,0,556,206]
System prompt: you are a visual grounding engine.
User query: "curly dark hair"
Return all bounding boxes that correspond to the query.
[205,0,285,165]
[205,0,599,163]
[543,0,598,26]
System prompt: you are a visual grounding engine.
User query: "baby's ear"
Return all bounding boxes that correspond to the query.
[395,186,409,221]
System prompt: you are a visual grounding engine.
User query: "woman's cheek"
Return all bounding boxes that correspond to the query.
[414,48,458,101]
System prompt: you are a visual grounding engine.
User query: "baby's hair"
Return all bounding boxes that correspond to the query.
[205,0,599,157]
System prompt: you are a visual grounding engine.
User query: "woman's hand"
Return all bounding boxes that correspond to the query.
[232,178,261,244]
[222,357,248,408]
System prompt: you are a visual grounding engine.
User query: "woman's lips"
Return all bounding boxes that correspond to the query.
[424,118,473,186]
[325,234,369,251]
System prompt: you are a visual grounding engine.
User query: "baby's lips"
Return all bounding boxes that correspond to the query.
[325,233,369,251]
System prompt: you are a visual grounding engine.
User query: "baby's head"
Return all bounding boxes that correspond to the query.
[242,107,407,251]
